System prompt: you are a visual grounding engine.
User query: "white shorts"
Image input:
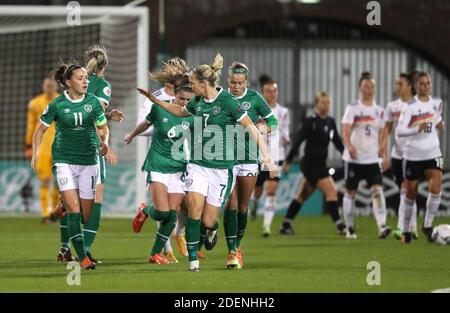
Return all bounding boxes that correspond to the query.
[185,163,234,207]
[233,163,259,177]
[147,171,186,194]
[54,163,98,199]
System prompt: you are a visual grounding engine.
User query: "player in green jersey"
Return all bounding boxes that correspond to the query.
[56,46,122,264]
[138,54,277,272]
[125,75,194,265]
[224,62,278,269]
[32,62,110,270]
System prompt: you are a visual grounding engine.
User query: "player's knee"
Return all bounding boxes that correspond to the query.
[345,190,356,198]
[325,189,338,202]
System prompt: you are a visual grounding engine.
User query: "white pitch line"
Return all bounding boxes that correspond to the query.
[431,288,450,293]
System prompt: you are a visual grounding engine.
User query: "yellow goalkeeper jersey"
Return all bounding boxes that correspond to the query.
[25,92,59,156]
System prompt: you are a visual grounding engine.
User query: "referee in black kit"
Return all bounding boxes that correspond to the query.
[280,91,346,235]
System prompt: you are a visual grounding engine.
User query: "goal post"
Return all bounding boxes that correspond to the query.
[0,5,149,215]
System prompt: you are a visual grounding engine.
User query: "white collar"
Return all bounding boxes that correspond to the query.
[204,87,223,103]
[414,95,432,102]
[228,87,248,100]
[358,99,376,107]
[64,91,85,103]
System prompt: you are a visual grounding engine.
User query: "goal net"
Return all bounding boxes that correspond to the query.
[0,5,149,215]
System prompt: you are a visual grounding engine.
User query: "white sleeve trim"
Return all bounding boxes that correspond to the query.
[40,119,50,127]
[97,97,110,107]
[236,112,248,122]
[262,112,273,119]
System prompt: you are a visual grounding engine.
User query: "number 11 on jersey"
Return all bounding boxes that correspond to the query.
[73,112,83,126]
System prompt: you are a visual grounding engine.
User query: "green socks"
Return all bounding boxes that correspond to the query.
[199,222,206,251]
[186,217,201,262]
[224,209,237,252]
[144,205,170,221]
[151,210,177,255]
[237,211,248,248]
[83,202,102,252]
[60,214,69,249]
[67,212,86,260]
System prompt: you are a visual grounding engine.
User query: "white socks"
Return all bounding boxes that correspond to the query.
[263,196,276,228]
[372,187,387,229]
[425,193,441,228]
[343,194,355,228]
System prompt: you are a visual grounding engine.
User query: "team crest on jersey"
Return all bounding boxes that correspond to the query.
[241,101,251,110]
[103,86,111,96]
[185,178,193,187]
[181,121,190,130]
[84,104,92,113]
[213,106,221,115]
[59,177,68,186]
[162,117,169,123]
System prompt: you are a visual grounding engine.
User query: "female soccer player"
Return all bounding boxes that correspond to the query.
[32,62,110,270]
[137,54,276,272]
[341,72,391,239]
[56,46,122,264]
[136,57,190,262]
[383,73,418,239]
[397,72,444,243]
[250,74,290,237]
[280,91,346,235]
[125,75,194,264]
[224,62,278,268]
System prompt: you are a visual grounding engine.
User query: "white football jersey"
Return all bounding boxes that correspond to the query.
[342,100,385,164]
[137,87,175,136]
[385,98,409,159]
[396,95,442,161]
[267,103,290,162]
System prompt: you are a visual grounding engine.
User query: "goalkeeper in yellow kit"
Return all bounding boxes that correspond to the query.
[25,76,59,223]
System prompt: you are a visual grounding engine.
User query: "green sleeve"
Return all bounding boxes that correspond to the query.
[96,80,112,106]
[145,104,156,124]
[255,92,273,119]
[264,114,278,128]
[93,98,107,127]
[40,101,57,126]
[185,97,197,115]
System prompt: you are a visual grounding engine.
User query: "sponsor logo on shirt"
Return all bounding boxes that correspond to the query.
[64,108,71,113]
[162,117,169,123]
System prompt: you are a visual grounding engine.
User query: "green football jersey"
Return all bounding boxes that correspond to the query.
[40,91,107,165]
[142,103,194,173]
[233,88,274,164]
[87,73,112,106]
[185,88,247,169]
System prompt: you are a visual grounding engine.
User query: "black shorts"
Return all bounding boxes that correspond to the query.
[344,162,383,191]
[300,158,329,186]
[403,157,443,181]
[391,157,404,188]
[255,161,282,187]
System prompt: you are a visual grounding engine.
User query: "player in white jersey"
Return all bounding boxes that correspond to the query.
[384,73,419,240]
[396,72,444,243]
[342,72,391,239]
[136,57,189,262]
[250,74,290,237]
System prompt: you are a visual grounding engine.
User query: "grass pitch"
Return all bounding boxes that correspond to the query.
[0,215,449,292]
